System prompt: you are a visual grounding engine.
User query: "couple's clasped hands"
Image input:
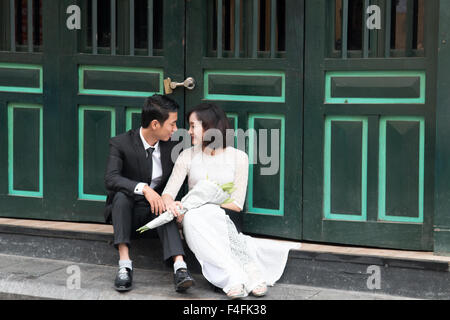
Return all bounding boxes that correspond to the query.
[142,185,184,222]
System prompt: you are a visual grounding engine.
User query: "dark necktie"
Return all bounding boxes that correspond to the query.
[146,147,155,185]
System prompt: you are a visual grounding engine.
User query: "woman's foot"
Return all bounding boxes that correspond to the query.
[226,284,246,299]
[251,283,267,297]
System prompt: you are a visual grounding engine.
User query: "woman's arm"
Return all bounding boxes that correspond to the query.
[161,149,190,216]
[220,202,242,212]
[220,149,249,212]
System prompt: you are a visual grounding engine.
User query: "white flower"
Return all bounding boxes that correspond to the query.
[136,180,235,233]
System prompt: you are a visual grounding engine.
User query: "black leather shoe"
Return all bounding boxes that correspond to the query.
[174,268,195,292]
[114,267,133,292]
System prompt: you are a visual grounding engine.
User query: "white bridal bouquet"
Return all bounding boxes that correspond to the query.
[136,179,236,233]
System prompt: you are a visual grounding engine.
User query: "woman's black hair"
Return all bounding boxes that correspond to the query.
[141,94,179,128]
[187,103,232,150]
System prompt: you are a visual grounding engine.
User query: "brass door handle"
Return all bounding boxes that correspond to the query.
[164,77,196,94]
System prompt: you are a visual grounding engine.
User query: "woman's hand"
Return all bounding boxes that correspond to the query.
[176,214,184,224]
[162,194,183,217]
[220,202,241,212]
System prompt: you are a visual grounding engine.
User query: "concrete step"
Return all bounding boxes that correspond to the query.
[0,253,412,300]
[0,218,449,299]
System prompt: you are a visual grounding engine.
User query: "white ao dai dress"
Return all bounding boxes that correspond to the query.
[162,145,300,295]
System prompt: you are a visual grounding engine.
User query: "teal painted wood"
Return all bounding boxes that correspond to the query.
[252,0,258,58]
[0,0,187,222]
[61,0,186,222]
[126,108,142,131]
[27,0,33,53]
[405,0,414,57]
[378,116,425,223]
[0,0,439,252]
[433,0,450,254]
[234,0,240,58]
[9,0,15,51]
[331,0,424,59]
[130,0,135,56]
[323,116,368,222]
[0,63,43,93]
[92,0,98,54]
[270,0,276,58]
[226,113,239,147]
[303,0,437,250]
[362,0,369,58]
[7,103,43,198]
[385,0,392,58]
[342,0,348,59]
[147,0,154,56]
[78,106,116,201]
[204,70,285,102]
[226,113,238,131]
[325,71,426,104]
[217,0,223,58]
[187,0,304,240]
[0,0,66,220]
[247,114,285,216]
[111,0,116,55]
[79,65,164,97]
[0,1,10,51]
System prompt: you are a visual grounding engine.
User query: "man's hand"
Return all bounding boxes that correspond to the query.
[143,185,165,215]
[162,194,183,217]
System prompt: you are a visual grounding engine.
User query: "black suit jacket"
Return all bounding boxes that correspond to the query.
[103,128,177,223]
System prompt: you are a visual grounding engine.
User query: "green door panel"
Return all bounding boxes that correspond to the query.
[303,0,437,250]
[78,106,116,201]
[0,0,438,251]
[0,0,185,222]
[0,63,43,93]
[0,0,439,251]
[8,104,43,197]
[79,65,164,97]
[247,115,285,216]
[186,0,303,240]
[0,0,303,240]
[379,117,425,223]
[324,116,368,222]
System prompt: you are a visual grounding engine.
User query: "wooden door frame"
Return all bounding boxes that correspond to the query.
[434,0,450,255]
[62,0,185,222]
[185,0,304,240]
[303,0,439,250]
[0,0,47,220]
[0,0,186,222]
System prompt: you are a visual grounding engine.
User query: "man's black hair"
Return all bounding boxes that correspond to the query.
[141,94,179,128]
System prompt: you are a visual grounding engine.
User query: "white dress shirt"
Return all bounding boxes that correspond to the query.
[134,127,163,195]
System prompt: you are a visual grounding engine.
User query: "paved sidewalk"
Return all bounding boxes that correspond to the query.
[0,253,416,300]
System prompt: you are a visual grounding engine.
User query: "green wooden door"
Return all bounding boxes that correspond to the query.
[1,0,303,240]
[0,0,46,219]
[0,0,185,222]
[186,0,303,239]
[303,0,438,250]
[65,0,184,221]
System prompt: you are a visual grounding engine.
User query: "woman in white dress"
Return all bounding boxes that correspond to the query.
[161,103,300,299]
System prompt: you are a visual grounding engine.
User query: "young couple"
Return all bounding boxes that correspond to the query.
[104,94,298,299]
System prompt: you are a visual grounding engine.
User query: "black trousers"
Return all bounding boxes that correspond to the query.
[111,191,185,261]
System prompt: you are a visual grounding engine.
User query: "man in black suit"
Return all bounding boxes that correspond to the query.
[104,94,194,292]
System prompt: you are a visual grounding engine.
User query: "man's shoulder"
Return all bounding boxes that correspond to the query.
[110,129,138,146]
